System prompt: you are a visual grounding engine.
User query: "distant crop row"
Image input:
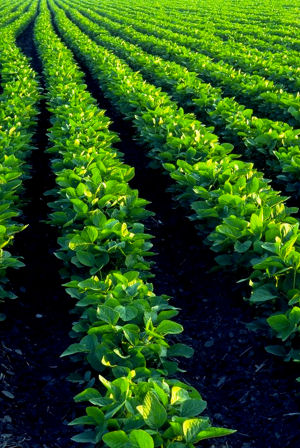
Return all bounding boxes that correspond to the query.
[89,0,300,92]
[58,0,300,194]
[106,0,300,54]
[0,0,31,27]
[77,0,300,126]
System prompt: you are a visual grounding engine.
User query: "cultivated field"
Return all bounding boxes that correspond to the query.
[0,0,299,447]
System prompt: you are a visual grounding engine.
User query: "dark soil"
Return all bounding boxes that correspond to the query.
[0,14,299,448]
[0,23,78,448]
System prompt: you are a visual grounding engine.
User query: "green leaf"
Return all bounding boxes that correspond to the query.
[288,106,300,120]
[60,343,89,357]
[71,430,96,443]
[250,286,277,303]
[92,210,107,228]
[98,305,120,325]
[152,381,169,407]
[110,377,130,401]
[76,182,88,196]
[68,416,95,426]
[123,324,140,345]
[290,307,300,326]
[265,345,286,357]
[181,399,207,417]
[115,305,138,321]
[102,431,129,448]
[267,313,295,341]
[86,406,105,425]
[234,240,252,253]
[74,388,101,403]
[250,212,263,234]
[71,198,88,214]
[183,418,208,443]
[171,386,189,405]
[267,314,289,332]
[89,397,113,407]
[157,310,179,323]
[136,391,167,429]
[156,320,183,335]
[168,343,194,358]
[78,277,104,291]
[195,427,236,441]
[99,375,111,390]
[76,251,96,267]
[82,226,98,243]
[129,429,154,448]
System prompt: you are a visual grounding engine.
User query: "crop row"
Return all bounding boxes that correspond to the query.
[87,1,300,98]
[0,0,25,17]
[88,0,300,92]
[0,0,30,27]
[168,0,300,35]
[116,0,300,68]
[59,0,300,197]
[0,0,40,316]
[70,0,300,127]
[50,0,300,369]
[0,0,18,10]
[117,0,300,53]
[32,0,235,445]
[0,0,298,444]
[133,0,300,43]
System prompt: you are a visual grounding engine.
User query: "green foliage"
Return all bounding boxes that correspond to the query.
[0,0,39,310]
[49,0,300,366]
[63,0,300,194]
[35,1,234,445]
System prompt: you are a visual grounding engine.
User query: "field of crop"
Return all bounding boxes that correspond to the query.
[0,0,299,446]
